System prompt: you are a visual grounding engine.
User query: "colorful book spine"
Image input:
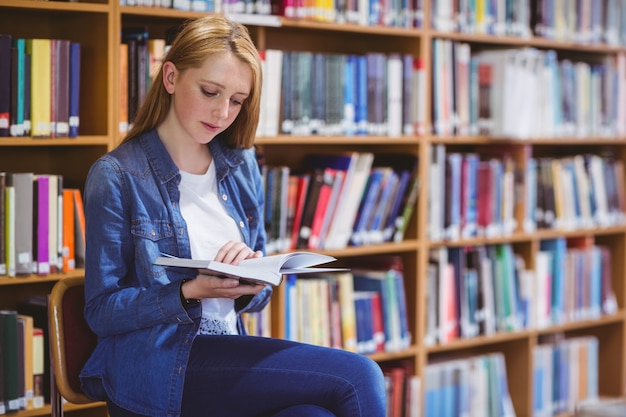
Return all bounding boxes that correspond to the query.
[26,39,51,137]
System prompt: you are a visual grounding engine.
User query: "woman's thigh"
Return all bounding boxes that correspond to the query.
[181,335,385,417]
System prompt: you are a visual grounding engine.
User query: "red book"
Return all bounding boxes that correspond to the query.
[370,291,385,353]
[476,160,494,235]
[289,174,310,251]
[307,168,336,250]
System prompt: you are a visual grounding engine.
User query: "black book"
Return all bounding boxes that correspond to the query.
[0,34,11,137]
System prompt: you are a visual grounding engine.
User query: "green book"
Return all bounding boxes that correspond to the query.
[0,310,20,413]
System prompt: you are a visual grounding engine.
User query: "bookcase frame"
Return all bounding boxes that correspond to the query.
[1,1,626,416]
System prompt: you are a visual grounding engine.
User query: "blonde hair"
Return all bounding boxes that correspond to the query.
[121,15,262,149]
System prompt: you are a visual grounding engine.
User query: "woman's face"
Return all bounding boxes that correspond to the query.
[163,51,252,145]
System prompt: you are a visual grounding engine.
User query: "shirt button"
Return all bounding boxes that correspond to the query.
[239,221,244,228]
[151,230,156,236]
[222,194,228,201]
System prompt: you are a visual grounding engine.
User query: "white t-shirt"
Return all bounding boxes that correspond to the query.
[179,162,242,335]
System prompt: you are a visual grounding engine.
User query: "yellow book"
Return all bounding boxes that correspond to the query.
[337,272,357,352]
[17,315,34,410]
[148,38,166,82]
[26,39,51,137]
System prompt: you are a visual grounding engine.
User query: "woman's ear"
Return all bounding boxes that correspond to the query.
[162,61,176,94]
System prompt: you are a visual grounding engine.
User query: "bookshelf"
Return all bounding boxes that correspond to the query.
[1,1,626,416]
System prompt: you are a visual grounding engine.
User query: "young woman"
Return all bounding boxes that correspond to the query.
[80,15,386,417]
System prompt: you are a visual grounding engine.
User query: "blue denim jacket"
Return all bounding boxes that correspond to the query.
[79,129,272,417]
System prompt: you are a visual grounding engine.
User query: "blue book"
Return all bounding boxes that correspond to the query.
[284,274,297,341]
[353,292,375,354]
[350,168,386,246]
[445,152,463,240]
[10,38,25,137]
[382,169,410,241]
[68,42,81,137]
[424,366,441,417]
[389,266,410,348]
[589,246,602,317]
[353,270,393,350]
[355,55,368,135]
[462,153,479,238]
[366,168,397,244]
[540,238,567,324]
[342,55,356,136]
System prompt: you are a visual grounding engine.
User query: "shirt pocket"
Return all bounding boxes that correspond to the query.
[131,220,176,280]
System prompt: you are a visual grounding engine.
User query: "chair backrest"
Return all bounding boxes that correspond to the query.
[48,276,97,405]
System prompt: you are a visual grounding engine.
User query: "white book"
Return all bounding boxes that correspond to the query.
[323,152,374,250]
[154,251,347,286]
[386,54,403,137]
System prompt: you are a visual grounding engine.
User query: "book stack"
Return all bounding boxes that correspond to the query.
[0,34,80,138]
[1,172,85,277]
[260,152,420,254]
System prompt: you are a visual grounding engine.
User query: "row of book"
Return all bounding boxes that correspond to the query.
[120,0,426,28]
[0,172,86,278]
[432,0,533,37]
[121,31,426,137]
[259,152,420,254]
[258,50,427,138]
[424,352,516,417]
[432,40,626,139]
[533,336,599,417]
[0,35,81,138]
[381,361,421,417]
[0,310,46,414]
[428,144,626,243]
[426,240,618,345]
[284,257,411,354]
[119,28,167,133]
[433,0,626,46]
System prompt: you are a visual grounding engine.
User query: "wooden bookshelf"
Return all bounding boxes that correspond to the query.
[2,1,626,416]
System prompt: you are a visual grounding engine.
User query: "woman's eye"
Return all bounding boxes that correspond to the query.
[202,89,218,97]
[231,99,243,106]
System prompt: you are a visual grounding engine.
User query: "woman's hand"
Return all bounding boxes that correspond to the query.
[180,241,265,300]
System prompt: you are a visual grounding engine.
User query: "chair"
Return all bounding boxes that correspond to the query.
[48,276,98,416]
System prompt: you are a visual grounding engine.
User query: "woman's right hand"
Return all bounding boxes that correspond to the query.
[181,273,265,300]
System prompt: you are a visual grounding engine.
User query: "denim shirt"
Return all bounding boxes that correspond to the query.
[79,129,272,417]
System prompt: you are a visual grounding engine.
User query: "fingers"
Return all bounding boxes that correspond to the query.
[194,273,265,299]
[213,241,260,265]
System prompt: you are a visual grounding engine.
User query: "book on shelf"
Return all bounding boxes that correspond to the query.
[26,38,51,137]
[0,310,20,413]
[0,173,5,275]
[72,188,86,269]
[16,297,49,405]
[16,314,34,410]
[0,34,10,137]
[12,172,34,276]
[9,38,26,137]
[119,42,129,135]
[32,327,44,408]
[52,39,70,137]
[154,251,347,286]
[33,175,50,275]
[68,42,80,137]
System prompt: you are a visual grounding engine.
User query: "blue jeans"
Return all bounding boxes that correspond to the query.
[107,335,386,417]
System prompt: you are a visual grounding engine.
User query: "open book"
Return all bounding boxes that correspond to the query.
[154,251,348,286]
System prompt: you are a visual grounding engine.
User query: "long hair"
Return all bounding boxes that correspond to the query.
[121,15,262,149]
